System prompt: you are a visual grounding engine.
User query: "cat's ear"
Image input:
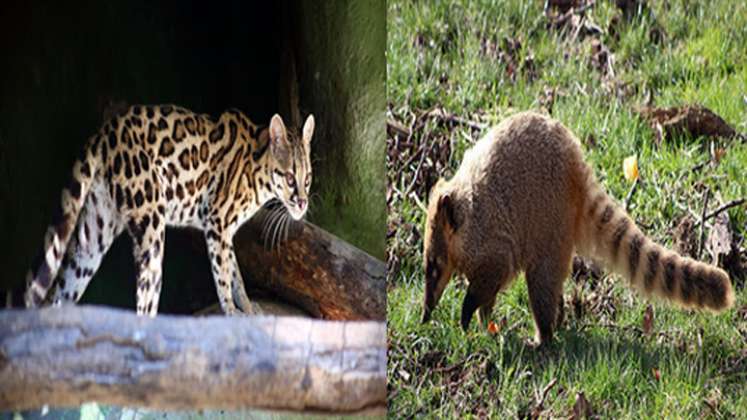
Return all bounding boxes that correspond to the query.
[270,114,290,163]
[302,114,315,145]
[269,114,289,147]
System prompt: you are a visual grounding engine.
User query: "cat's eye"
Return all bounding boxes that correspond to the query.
[286,173,295,187]
[305,175,311,187]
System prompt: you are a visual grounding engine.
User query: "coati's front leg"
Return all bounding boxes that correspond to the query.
[461,263,508,331]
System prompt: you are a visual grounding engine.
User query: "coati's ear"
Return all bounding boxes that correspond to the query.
[302,114,315,145]
[438,193,459,230]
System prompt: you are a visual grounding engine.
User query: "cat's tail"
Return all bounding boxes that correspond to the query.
[574,164,734,312]
[25,136,101,307]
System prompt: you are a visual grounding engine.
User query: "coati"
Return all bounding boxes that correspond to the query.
[421,111,734,346]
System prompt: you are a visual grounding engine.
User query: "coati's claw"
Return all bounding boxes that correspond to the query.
[421,309,431,324]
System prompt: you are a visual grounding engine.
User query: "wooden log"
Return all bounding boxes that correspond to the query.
[236,217,386,321]
[0,306,386,413]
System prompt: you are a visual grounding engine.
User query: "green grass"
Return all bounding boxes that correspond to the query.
[387,0,747,417]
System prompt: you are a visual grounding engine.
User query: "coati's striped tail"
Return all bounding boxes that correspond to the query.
[25,138,100,307]
[576,180,734,312]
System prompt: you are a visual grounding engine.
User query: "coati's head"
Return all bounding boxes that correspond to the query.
[422,178,460,324]
[268,114,315,220]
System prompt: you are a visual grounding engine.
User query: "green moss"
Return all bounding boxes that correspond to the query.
[292,0,386,259]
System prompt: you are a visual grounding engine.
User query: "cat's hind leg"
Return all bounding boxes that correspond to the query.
[52,181,122,305]
[128,213,166,317]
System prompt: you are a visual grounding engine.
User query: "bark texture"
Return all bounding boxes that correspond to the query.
[0,306,386,413]
[236,219,386,321]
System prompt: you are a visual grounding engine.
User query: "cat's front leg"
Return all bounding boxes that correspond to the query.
[226,246,258,315]
[204,224,240,315]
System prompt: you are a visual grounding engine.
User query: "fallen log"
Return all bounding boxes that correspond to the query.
[236,216,386,321]
[0,305,386,413]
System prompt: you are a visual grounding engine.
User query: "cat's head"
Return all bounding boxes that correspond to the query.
[268,114,314,220]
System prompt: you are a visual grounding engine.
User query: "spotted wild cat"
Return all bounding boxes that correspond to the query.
[25,105,314,316]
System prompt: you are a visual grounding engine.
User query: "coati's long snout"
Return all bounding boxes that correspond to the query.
[421,234,453,325]
[421,187,458,325]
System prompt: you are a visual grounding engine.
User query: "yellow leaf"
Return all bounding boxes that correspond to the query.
[623,155,639,182]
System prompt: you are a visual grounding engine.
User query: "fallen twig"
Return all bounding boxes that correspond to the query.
[387,118,410,139]
[426,107,486,131]
[694,198,746,227]
[404,129,436,196]
[697,188,711,259]
[537,377,558,409]
[623,177,640,211]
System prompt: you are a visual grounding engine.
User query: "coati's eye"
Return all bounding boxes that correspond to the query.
[286,173,295,187]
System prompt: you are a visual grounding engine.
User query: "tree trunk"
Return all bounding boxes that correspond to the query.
[236,217,386,321]
[0,306,386,413]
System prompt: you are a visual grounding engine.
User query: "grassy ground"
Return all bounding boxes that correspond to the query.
[386,0,747,417]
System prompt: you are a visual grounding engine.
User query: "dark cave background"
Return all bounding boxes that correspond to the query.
[0,0,385,314]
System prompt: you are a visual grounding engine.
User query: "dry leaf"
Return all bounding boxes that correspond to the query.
[636,105,737,144]
[706,212,744,280]
[547,0,582,13]
[707,213,733,260]
[642,304,654,335]
[652,367,661,381]
[572,391,593,419]
[623,155,639,181]
[704,387,722,414]
[713,147,726,163]
[673,216,698,259]
[591,38,614,77]
[487,320,500,335]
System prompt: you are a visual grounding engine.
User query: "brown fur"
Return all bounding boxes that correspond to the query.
[422,111,734,346]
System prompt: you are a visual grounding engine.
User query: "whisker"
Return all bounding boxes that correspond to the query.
[283,213,290,243]
[262,207,284,250]
[271,211,284,252]
[262,212,272,249]
[269,213,278,251]
[261,208,275,247]
[276,214,286,251]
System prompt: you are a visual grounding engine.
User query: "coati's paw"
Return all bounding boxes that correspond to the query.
[524,337,541,349]
[524,338,554,354]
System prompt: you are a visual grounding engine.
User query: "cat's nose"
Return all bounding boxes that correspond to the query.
[297,198,307,211]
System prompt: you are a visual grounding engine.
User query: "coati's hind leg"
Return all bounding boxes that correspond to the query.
[525,251,572,347]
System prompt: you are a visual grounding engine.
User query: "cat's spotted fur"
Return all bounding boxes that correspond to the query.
[25,105,314,316]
